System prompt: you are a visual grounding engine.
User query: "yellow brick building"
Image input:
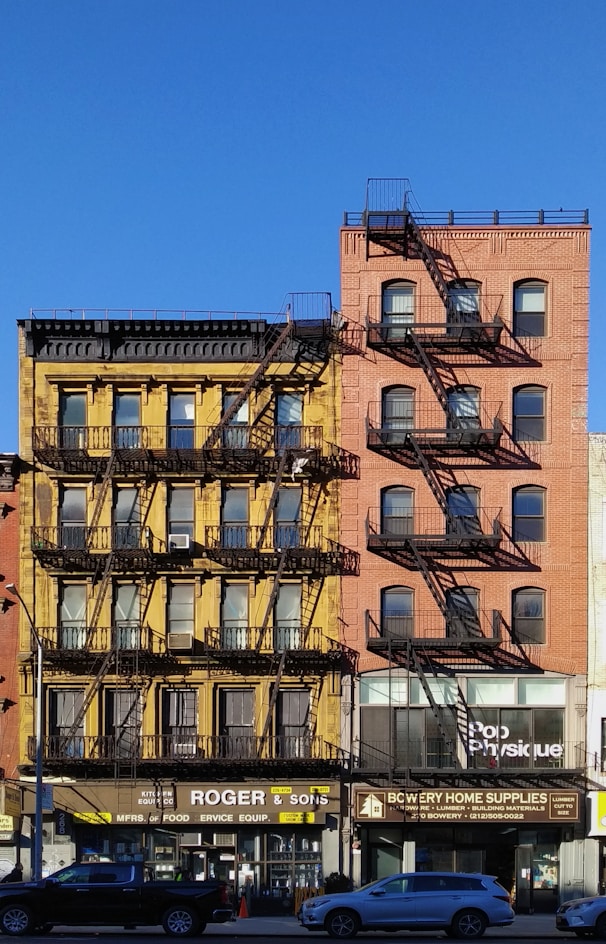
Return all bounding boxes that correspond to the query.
[15,297,358,904]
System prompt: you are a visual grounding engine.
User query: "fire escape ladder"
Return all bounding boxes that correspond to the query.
[203,320,295,449]
[407,541,449,619]
[405,214,451,310]
[405,331,450,413]
[407,643,460,769]
[257,450,290,548]
[301,575,325,637]
[257,649,288,757]
[61,648,116,748]
[406,435,450,516]
[454,685,471,759]
[87,450,117,540]
[86,551,116,645]
[256,549,289,653]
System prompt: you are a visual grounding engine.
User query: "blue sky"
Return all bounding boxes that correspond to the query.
[1,0,605,450]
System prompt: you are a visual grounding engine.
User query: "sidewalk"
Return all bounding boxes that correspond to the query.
[206,912,560,936]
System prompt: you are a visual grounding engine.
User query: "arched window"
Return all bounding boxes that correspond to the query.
[381,280,415,337]
[513,486,545,542]
[382,386,415,442]
[512,587,545,644]
[447,280,481,324]
[447,386,481,430]
[513,386,546,442]
[513,280,547,338]
[445,586,480,637]
[446,486,480,535]
[381,587,414,640]
[381,486,413,536]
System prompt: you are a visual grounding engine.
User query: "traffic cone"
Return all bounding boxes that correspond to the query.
[238,895,249,919]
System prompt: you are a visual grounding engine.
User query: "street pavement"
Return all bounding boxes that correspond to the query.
[209,911,560,936]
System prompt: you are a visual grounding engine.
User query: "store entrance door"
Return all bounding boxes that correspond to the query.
[370,842,401,880]
[515,844,534,914]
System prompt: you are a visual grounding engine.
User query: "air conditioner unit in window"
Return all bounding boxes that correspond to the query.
[167,632,194,651]
[168,533,191,552]
[213,833,236,846]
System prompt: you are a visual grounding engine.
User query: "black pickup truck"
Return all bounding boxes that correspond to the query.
[0,861,234,936]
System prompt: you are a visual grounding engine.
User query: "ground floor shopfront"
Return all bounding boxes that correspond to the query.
[352,785,586,913]
[21,779,343,915]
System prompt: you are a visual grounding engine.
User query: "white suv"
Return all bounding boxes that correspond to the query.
[298,871,514,939]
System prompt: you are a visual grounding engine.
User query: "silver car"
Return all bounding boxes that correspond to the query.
[298,871,514,939]
[556,894,606,936]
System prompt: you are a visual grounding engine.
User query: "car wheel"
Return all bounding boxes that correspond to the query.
[161,905,200,937]
[594,914,606,940]
[325,908,360,939]
[449,909,487,939]
[0,905,35,937]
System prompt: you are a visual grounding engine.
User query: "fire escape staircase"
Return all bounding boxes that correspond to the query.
[404,213,452,311]
[203,320,295,451]
[407,644,461,769]
[63,470,157,752]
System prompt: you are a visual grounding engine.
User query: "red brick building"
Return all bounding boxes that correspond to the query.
[339,180,589,910]
[0,454,22,873]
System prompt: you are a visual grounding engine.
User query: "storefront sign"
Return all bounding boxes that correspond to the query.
[587,792,606,836]
[468,722,564,763]
[46,781,340,826]
[354,787,579,823]
[0,785,21,818]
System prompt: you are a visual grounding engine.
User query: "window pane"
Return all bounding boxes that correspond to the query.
[467,679,516,705]
[276,393,303,425]
[383,283,414,316]
[381,588,413,639]
[222,488,248,522]
[360,676,408,705]
[115,585,139,622]
[515,285,545,312]
[61,488,86,522]
[514,284,546,338]
[60,393,86,426]
[514,387,546,442]
[513,488,545,541]
[169,394,195,447]
[410,677,457,706]
[115,394,140,425]
[169,487,194,539]
[448,488,478,516]
[168,583,194,633]
[383,388,414,429]
[223,392,249,424]
[519,679,566,706]
[222,584,248,625]
[169,394,195,423]
[115,489,139,523]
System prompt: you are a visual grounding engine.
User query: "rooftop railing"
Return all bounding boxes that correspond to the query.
[344,208,589,227]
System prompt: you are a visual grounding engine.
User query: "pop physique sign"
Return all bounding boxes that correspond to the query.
[51,781,340,826]
[354,788,579,823]
[468,721,564,764]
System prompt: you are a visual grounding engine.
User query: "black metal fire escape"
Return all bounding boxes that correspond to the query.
[363,185,519,762]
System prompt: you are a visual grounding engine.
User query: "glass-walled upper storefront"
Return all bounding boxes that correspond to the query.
[358,673,574,770]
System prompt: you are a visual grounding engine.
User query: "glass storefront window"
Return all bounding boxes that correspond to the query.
[468,707,564,769]
[360,675,408,705]
[467,678,516,705]
[410,677,457,706]
[234,829,323,901]
[519,678,566,705]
